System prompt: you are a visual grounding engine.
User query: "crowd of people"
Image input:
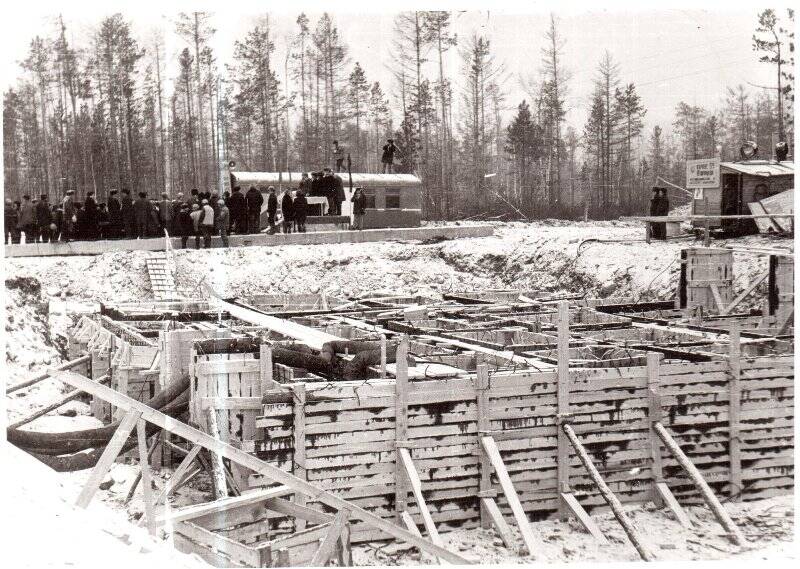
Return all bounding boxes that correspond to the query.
[5,178,371,248]
[4,140,395,247]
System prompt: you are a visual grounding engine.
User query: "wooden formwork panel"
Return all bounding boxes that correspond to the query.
[243,355,793,541]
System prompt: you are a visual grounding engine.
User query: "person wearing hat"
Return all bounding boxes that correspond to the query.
[35,194,52,243]
[61,190,76,242]
[381,138,399,173]
[133,191,150,239]
[245,185,263,234]
[351,187,367,231]
[176,203,194,249]
[83,190,99,240]
[228,186,246,234]
[120,188,134,238]
[266,186,278,234]
[294,187,308,233]
[281,189,294,234]
[197,198,215,248]
[108,189,122,239]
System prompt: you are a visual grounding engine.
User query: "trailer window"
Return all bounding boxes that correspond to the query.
[385,188,401,209]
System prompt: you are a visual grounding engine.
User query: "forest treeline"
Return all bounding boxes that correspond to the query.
[3,9,794,220]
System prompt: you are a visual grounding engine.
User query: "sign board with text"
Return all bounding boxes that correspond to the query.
[686,158,720,189]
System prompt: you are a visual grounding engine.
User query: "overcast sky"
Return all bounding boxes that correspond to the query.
[1,0,791,137]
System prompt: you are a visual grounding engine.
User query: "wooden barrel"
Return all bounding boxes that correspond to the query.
[682,247,734,311]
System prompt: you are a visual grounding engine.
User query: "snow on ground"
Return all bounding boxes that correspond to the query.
[353,494,795,565]
[2,220,795,566]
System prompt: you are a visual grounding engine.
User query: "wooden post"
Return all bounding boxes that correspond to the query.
[645,221,652,244]
[563,424,656,562]
[703,197,711,247]
[728,321,742,502]
[205,407,228,500]
[646,352,664,505]
[260,344,275,393]
[394,335,410,523]
[137,419,157,536]
[654,422,746,545]
[475,363,494,529]
[556,301,571,518]
[76,410,142,509]
[293,383,308,530]
[380,334,387,378]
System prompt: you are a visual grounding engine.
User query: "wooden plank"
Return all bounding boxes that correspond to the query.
[76,410,142,509]
[54,369,471,564]
[480,497,514,549]
[173,532,248,568]
[480,436,540,556]
[176,521,261,567]
[395,336,410,522]
[654,482,692,528]
[654,422,746,546]
[398,448,447,563]
[709,284,727,313]
[137,419,157,535]
[6,354,91,394]
[556,301,571,518]
[294,383,308,530]
[157,486,293,525]
[721,272,769,316]
[562,424,656,561]
[310,511,349,566]
[153,445,203,507]
[263,497,335,525]
[728,322,742,502]
[560,492,607,543]
[268,522,333,550]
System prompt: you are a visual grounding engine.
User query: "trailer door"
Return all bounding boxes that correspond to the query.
[720,173,742,234]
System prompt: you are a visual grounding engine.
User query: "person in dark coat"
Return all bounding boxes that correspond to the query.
[334,174,346,216]
[148,201,161,237]
[228,186,247,234]
[74,202,86,240]
[381,139,399,173]
[245,186,264,233]
[294,188,308,233]
[649,187,666,240]
[266,186,278,234]
[176,204,193,249]
[35,194,51,243]
[299,173,312,195]
[321,169,335,215]
[120,188,134,238]
[107,189,122,239]
[190,189,200,207]
[133,192,150,239]
[83,191,99,240]
[351,187,367,230]
[310,171,322,197]
[5,199,18,244]
[281,190,294,234]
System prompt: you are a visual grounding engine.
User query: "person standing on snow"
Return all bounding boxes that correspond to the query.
[245,186,264,233]
[281,189,294,234]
